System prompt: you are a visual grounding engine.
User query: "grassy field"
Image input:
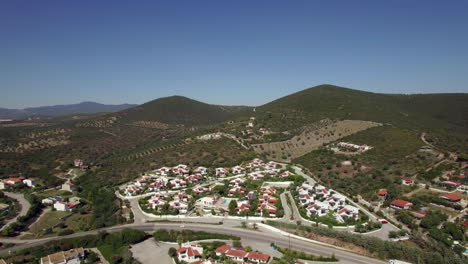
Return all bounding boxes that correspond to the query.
[35,189,74,200]
[26,210,90,238]
[252,119,380,162]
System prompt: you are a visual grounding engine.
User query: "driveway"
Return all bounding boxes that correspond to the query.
[1,192,31,231]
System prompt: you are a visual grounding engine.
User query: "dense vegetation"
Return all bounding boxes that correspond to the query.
[266,221,466,264]
[117,95,250,125]
[153,229,240,242]
[256,85,467,152]
[1,228,147,264]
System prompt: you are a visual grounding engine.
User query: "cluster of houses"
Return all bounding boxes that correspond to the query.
[176,243,271,263]
[147,192,192,214]
[296,183,360,223]
[0,175,36,190]
[42,196,81,212]
[73,159,90,171]
[243,117,269,136]
[123,159,288,197]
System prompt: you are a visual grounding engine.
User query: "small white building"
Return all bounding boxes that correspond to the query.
[62,182,76,192]
[22,178,36,188]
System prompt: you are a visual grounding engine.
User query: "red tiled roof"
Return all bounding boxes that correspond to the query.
[247,251,270,261]
[439,193,462,201]
[215,244,231,253]
[442,181,462,186]
[412,211,427,216]
[391,200,412,208]
[338,208,348,214]
[176,247,201,257]
[225,249,247,258]
[377,189,387,196]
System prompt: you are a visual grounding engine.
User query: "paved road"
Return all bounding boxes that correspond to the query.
[0,192,31,231]
[0,223,385,264]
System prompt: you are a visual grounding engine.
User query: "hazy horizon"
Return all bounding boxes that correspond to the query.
[2,0,468,108]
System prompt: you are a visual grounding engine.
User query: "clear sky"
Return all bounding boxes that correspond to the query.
[1,0,467,108]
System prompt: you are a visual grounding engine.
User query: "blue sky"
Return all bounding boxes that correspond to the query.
[1,0,467,108]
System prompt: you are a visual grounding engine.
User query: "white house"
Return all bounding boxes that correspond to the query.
[42,196,63,205]
[54,202,77,212]
[22,178,36,188]
[215,168,228,177]
[40,248,85,264]
[232,166,246,175]
[61,182,76,192]
[176,244,203,263]
[197,196,218,208]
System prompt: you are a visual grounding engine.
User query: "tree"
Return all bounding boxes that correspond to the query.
[168,247,177,257]
[232,240,242,248]
[228,200,237,215]
[176,234,184,248]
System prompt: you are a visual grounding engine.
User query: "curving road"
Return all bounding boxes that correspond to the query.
[0,223,384,264]
[0,192,31,232]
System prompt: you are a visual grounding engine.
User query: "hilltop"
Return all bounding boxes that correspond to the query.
[116,95,251,126]
[249,84,467,152]
[257,84,468,129]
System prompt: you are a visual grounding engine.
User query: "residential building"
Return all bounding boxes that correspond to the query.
[22,178,36,188]
[439,193,462,202]
[176,244,203,263]
[390,200,413,210]
[401,177,414,185]
[61,182,76,192]
[40,248,85,264]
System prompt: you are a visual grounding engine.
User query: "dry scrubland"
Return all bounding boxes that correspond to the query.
[252,119,381,162]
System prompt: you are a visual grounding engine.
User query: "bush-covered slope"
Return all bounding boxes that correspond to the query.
[117,96,251,126]
[255,84,468,152]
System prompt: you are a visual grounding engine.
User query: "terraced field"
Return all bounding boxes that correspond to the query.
[252,119,381,162]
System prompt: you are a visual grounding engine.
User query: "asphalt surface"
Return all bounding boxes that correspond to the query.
[0,192,31,232]
[0,222,385,264]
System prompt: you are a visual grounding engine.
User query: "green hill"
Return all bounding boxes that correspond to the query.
[116,96,251,126]
[253,84,468,152]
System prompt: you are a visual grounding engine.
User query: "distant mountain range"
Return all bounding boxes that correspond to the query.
[0,102,137,119]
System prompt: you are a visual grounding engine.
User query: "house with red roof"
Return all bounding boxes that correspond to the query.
[439,193,462,202]
[3,176,25,187]
[412,211,427,219]
[235,201,251,214]
[377,189,387,197]
[246,251,271,263]
[280,171,294,178]
[54,201,79,212]
[214,244,231,256]
[401,177,414,185]
[225,249,247,262]
[232,166,246,175]
[442,181,462,187]
[229,187,247,196]
[176,244,203,263]
[192,260,221,264]
[214,244,271,263]
[391,200,413,210]
[215,168,228,177]
[257,203,277,216]
[298,193,314,206]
